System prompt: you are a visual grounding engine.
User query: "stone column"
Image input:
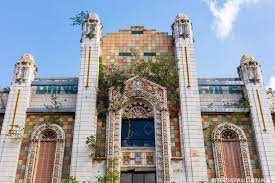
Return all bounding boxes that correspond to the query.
[70,13,103,182]
[172,13,208,182]
[0,54,37,182]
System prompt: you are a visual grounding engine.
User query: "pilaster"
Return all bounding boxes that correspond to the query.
[172,13,208,182]
[70,13,102,182]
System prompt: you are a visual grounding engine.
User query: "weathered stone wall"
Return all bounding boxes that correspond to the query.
[15,114,75,182]
[201,114,261,179]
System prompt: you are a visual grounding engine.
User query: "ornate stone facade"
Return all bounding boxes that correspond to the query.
[107,76,171,182]
[0,12,275,183]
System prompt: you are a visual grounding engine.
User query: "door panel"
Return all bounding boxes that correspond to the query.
[121,172,156,183]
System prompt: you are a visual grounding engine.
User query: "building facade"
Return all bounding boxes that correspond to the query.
[0,13,275,183]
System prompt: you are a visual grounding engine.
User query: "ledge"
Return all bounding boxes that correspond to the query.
[201,107,250,113]
[171,157,183,160]
[26,108,76,113]
[198,78,244,86]
[32,77,78,86]
[93,157,106,161]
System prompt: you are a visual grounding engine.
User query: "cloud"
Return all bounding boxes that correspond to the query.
[268,76,275,89]
[204,0,259,40]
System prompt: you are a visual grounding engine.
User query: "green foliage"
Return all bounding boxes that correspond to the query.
[63,176,79,183]
[97,157,120,183]
[86,135,105,157]
[272,113,275,122]
[97,56,179,115]
[70,11,89,26]
[62,176,88,183]
[86,135,96,157]
[6,124,24,142]
[44,94,63,126]
[2,87,10,93]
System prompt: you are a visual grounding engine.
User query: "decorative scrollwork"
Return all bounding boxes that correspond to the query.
[107,76,171,183]
[123,102,153,119]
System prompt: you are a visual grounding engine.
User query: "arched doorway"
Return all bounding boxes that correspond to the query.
[24,124,65,183]
[212,123,253,181]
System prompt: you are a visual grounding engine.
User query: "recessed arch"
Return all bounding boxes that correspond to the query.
[107,76,171,183]
[212,123,254,181]
[24,124,65,183]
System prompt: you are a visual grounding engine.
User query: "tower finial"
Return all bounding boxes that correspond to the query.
[238,54,263,85]
[81,13,103,42]
[172,13,193,41]
[14,53,37,84]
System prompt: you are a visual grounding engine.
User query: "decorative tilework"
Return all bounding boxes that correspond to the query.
[15,114,75,182]
[201,114,261,179]
[101,26,174,67]
[95,117,106,157]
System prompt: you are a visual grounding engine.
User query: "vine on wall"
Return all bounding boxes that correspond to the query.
[96,157,120,183]
[97,55,179,116]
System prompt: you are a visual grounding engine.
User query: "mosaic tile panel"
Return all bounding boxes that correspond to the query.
[201,114,261,179]
[15,114,75,182]
[95,117,106,157]
[169,106,181,157]
[101,26,174,67]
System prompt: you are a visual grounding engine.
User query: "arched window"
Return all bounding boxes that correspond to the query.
[212,123,253,181]
[24,124,65,183]
[121,102,155,147]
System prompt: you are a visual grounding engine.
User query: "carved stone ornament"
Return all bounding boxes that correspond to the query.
[24,124,65,183]
[172,13,191,39]
[83,13,103,39]
[212,123,254,181]
[107,76,171,183]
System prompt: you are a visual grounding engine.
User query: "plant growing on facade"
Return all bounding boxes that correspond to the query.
[96,157,120,183]
[70,11,89,26]
[86,135,105,157]
[6,124,24,142]
[63,176,87,183]
[44,94,63,126]
[97,55,179,116]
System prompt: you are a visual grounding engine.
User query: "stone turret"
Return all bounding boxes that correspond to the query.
[238,54,263,85]
[13,53,37,85]
[172,13,194,43]
[81,13,103,42]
